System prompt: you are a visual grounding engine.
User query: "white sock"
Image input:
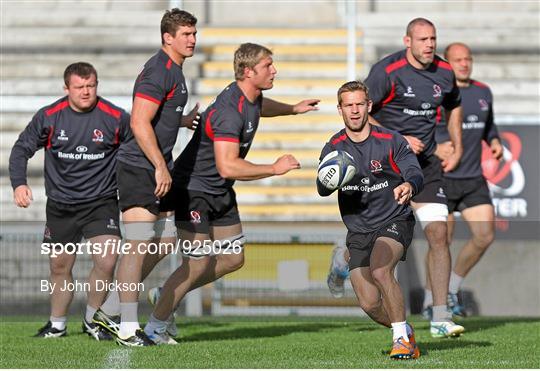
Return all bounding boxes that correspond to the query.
[118,302,140,338]
[423,289,433,308]
[432,305,451,322]
[146,313,168,334]
[391,321,409,342]
[100,291,120,316]
[85,305,97,323]
[449,272,463,294]
[50,316,66,330]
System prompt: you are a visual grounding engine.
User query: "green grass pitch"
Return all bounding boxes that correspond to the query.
[1,316,539,368]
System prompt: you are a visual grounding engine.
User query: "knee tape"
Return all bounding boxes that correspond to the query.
[124,222,155,241]
[154,216,177,239]
[415,203,449,230]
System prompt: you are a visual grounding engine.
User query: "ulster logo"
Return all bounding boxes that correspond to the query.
[433,84,442,98]
[190,210,202,224]
[370,160,382,173]
[92,129,104,142]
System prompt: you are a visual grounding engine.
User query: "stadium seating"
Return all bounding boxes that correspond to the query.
[1,2,539,223]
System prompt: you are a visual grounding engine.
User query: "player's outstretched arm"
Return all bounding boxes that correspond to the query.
[261,97,319,117]
[13,185,33,208]
[215,141,300,181]
[131,97,171,197]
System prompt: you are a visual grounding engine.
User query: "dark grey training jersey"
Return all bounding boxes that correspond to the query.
[117,49,188,170]
[9,96,130,204]
[436,80,499,179]
[317,125,423,233]
[365,49,461,160]
[173,82,262,194]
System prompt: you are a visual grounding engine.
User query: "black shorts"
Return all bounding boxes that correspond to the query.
[44,196,121,244]
[445,176,492,213]
[174,188,241,234]
[347,213,415,270]
[116,161,174,215]
[412,154,447,205]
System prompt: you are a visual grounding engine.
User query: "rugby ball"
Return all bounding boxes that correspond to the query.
[318,150,356,190]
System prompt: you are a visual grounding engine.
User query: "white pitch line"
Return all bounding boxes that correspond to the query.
[103,348,132,369]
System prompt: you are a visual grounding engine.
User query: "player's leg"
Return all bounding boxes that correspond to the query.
[422,213,455,318]
[370,237,418,360]
[115,206,158,345]
[449,204,494,312]
[39,250,77,338]
[327,244,349,298]
[36,200,79,338]
[349,267,390,327]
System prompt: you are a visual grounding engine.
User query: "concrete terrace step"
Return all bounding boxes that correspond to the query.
[202,61,366,79]
[206,44,363,62]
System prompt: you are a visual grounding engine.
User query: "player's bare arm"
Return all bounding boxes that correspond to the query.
[393,182,414,205]
[130,96,171,197]
[180,102,200,130]
[442,105,463,172]
[215,141,300,181]
[13,184,33,208]
[261,97,319,117]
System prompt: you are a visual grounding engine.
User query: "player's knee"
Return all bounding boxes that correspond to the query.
[154,215,176,239]
[472,230,494,250]
[50,261,72,276]
[94,257,117,275]
[227,252,244,272]
[415,203,448,230]
[124,222,156,241]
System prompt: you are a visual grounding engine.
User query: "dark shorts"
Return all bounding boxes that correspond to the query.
[347,213,415,270]
[116,161,174,215]
[444,176,492,213]
[412,154,447,205]
[174,188,241,234]
[44,196,121,244]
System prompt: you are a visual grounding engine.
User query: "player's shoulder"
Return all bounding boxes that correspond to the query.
[432,55,454,72]
[214,82,246,113]
[95,97,128,120]
[370,125,406,145]
[40,96,69,118]
[470,79,492,93]
[141,49,177,77]
[373,50,408,75]
[327,128,348,146]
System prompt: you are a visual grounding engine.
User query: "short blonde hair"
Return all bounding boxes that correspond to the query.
[233,43,273,80]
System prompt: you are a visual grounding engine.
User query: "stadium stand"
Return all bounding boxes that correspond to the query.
[1,1,538,316]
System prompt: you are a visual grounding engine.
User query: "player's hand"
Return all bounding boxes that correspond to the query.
[490,138,503,160]
[393,182,413,205]
[272,154,301,175]
[441,152,461,173]
[434,141,454,161]
[154,166,172,198]
[403,135,425,154]
[292,99,320,114]
[181,103,200,130]
[14,185,33,208]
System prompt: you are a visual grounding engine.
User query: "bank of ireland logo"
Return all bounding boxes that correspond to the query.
[481,131,525,196]
[190,210,202,224]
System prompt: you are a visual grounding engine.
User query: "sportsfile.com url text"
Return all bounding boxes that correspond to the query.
[41,239,243,258]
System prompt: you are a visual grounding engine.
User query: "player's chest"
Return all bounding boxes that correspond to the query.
[48,116,118,151]
[392,74,447,111]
